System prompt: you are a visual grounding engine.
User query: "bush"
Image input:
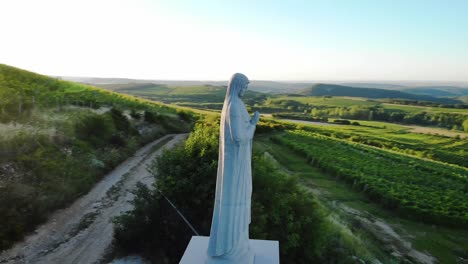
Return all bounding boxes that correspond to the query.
[333,119,351,125]
[110,108,136,135]
[75,113,115,147]
[256,119,294,134]
[130,109,142,120]
[0,183,43,249]
[176,109,195,122]
[144,110,159,123]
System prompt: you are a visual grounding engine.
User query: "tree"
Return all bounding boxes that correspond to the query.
[463,119,468,132]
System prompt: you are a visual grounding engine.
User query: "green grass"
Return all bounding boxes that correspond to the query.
[0,64,179,124]
[275,130,468,224]
[101,83,266,105]
[268,96,378,107]
[278,118,468,168]
[382,103,468,114]
[267,96,468,114]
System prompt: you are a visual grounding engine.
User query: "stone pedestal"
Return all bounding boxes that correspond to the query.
[180,236,279,264]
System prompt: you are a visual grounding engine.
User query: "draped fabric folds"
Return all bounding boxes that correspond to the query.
[207,73,255,264]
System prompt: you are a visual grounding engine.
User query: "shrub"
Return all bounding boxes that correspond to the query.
[144,110,159,123]
[333,119,351,125]
[110,108,135,135]
[129,109,142,120]
[75,113,115,148]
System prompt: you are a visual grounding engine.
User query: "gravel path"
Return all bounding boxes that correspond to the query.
[0,134,188,264]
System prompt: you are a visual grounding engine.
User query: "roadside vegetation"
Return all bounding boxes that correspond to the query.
[0,64,195,250]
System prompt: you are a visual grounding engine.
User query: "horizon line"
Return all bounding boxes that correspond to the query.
[54,75,468,86]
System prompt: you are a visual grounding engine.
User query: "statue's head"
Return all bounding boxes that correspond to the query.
[227,73,249,98]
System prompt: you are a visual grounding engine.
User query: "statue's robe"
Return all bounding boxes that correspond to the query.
[207,96,255,264]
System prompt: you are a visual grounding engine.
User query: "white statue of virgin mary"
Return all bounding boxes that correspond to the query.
[206,73,259,264]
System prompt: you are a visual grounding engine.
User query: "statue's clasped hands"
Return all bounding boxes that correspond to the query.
[251,111,260,125]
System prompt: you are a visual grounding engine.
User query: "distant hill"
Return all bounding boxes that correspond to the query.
[91,82,267,109]
[98,82,172,92]
[60,76,468,102]
[339,82,407,90]
[247,81,310,93]
[458,96,468,104]
[60,77,310,94]
[99,82,227,101]
[401,86,468,97]
[297,83,462,104]
[340,81,468,89]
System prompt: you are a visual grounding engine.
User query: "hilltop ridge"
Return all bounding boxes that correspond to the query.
[297,83,462,104]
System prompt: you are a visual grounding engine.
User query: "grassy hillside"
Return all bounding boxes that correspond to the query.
[0,64,195,250]
[298,83,461,104]
[0,64,179,122]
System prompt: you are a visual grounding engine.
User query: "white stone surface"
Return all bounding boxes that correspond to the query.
[180,236,279,264]
[207,73,260,263]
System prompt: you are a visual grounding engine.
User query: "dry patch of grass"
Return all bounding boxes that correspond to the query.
[407,125,468,138]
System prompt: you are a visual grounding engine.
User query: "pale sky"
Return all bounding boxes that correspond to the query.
[1,0,467,81]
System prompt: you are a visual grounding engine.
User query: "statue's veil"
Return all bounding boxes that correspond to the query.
[221,73,249,143]
[223,73,249,106]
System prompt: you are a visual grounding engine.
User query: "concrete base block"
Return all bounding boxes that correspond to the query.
[180,236,279,264]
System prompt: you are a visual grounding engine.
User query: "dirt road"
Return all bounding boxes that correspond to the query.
[0,134,188,264]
